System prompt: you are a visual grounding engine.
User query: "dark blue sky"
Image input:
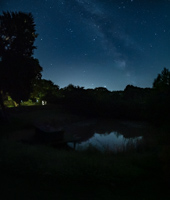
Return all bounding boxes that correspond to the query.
[1,0,170,90]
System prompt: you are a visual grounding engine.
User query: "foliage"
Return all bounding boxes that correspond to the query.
[31,79,59,103]
[0,56,42,103]
[0,11,37,57]
[0,11,42,104]
[56,84,152,120]
[153,68,170,92]
[149,68,170,123]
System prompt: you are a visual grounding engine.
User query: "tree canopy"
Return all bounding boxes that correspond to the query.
[31,79,59,102]
[0,11,42,104]
[153,68,170,92]
[0,11,37,57]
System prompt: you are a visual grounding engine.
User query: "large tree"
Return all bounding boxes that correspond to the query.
[0,11,42,107]
[153,68,170,92]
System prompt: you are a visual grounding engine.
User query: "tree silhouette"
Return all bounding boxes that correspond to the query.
[150,68,170,122]
[0,11,42,108]
[153,68,170,92]
[0,11,37,57]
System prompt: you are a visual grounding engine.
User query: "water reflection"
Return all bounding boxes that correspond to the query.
[66,120,146,152]
[68,132,142,152]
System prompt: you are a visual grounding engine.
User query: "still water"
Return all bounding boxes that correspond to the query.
[66,119,149,152]
[68,132,142,152]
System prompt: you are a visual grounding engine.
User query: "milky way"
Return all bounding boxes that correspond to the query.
[1,0,170,90]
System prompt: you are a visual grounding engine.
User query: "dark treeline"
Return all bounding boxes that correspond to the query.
[41,84,157,122]
[32,68,170,124]
[58,84,150,120]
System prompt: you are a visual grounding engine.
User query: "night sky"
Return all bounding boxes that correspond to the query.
[1,0,170,91]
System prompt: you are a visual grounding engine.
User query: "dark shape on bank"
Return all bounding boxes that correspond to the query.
[34,123,64,143]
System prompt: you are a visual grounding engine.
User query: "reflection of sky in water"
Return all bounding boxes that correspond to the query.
[68,132,142,152]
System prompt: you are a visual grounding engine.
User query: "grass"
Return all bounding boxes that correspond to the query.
[0,139,169,199]
[0,105,170,199]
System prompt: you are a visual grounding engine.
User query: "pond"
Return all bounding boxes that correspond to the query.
[68,132,142,152]
[66,119,152,152]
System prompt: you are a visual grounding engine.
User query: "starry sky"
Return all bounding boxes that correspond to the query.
[1,0,170,91]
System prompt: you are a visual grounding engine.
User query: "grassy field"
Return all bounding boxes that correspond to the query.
[0,105,170,199]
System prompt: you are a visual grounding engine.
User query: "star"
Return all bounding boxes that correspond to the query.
[2,0,169,90]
